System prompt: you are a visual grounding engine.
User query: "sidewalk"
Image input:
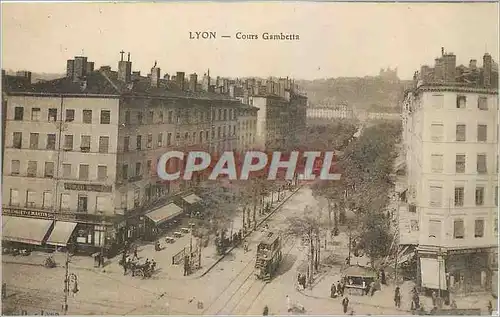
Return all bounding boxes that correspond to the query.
[2,186,301,280]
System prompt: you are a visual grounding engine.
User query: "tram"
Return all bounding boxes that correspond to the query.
[255,232,282,282]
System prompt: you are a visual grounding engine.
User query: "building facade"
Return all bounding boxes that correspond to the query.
[2,54,258,254]
[402,49,498,295]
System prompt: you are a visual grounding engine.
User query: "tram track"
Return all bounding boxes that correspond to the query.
[203,187,310,315]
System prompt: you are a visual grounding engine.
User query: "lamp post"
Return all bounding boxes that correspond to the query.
[63,252,79,315]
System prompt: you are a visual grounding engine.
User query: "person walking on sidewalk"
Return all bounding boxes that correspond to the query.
[263,305,269,316]
[330,283,337,298]
[337,281,343,297]
[300,274,307,290]
[342,296,349,314]
[394,286,401,308]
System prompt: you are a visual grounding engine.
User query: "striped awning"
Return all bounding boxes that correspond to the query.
[46,221,78,246]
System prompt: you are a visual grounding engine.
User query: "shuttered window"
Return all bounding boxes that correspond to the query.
[474,219,484,238]
[430,186,443,207]
[453,219,465,239]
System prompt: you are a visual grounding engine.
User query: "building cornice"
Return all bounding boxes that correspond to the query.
[416,85,498,95]
[5,92,121,98]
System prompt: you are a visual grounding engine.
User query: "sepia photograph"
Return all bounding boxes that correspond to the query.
[1,2,499,316]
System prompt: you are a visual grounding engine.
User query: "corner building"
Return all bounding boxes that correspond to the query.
[2,53,258,254]
[402,49,498,295]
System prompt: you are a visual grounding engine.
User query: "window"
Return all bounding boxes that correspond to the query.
[64,135,73,150]
[233,125,236,135]
[136,135,142,150]
[42,192,52,209]
[44,162,54,178]
[218,127,221,138]
[14,107,24,120]
[168,111,173,123]
[147,134,153,148]
[456,124,466,141]
[158,133,163,147]
[125,111,130,124]
[478,96,488,110]
[477,124,487,142]
[431,124,444,141]
[124,137,130,152]
[205,131,209,141]
[135,162,141,177]
[146,160,151,176]
[192,132,196,144]
[218,109,222,121]
[134,188,140,208]
[167,133,172,146]
[223,109,227,121]
[454,187,464,207]
[148,111,154,124]
[60,193,71,211]
[29,133,39,149]
[432,94,444,109]
[27,161,37,177]
[97,165,107,180]
[211,128,215,139]
[456,154,466,173]
[79,164,89,180]
[83,110,92,124]
[453,219,465,239]
[122,164,129,180]
[62,164,71,178]
[137,112,143,124]
[80,135,91,152]
[46,134,56,150]
[474,219,485,238]
[65,109,75,122]
[99,136,109,153]
[475,187,484,205]
[26,190,36,207]
[429,186,442,207]
[159,111,164,123]
[13,132,22,148]
[477,154,487,173]
[31,108,41,121]
[431,154,443,173]
[494,218,498,236]
[77,195,88,212]
[11,160,20,176]
[199,131,203,143]
[10,189,19,206]
[184,132,189,141]
[100,110,111,124]
[48,108,57,122]
[456,95,466,109]
[429,220,441,238]
[96,196,109,213]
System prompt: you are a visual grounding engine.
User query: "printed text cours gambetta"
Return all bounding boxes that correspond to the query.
[189,31,299,40]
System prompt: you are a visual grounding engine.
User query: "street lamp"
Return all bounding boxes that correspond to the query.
[63,252,79,315]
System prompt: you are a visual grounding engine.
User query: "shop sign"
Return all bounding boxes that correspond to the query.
[2,208,53,220]
[448,248,490,255]
[64,183,112,193]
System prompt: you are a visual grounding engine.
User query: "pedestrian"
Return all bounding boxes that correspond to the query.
[337,281,342,296]
[369,281,376,296]
[286,295,292,312]
[342,296,349,314]
[133,246,138,259]
[487,301,493,315]
[151,259,157,272]
[263,305,269,316]
[394,286,401,308]
[361,279,367,296]
[450,300,457,309]
[431,291,437,308]
[300,274,307,290]
[331,283,337,298]
[123,259,128,275]
[381,269,386,285]
[183,255,189,276]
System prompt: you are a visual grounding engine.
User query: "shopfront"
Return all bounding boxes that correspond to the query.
[2,215,53,246]
[181,193,203,218]
[144,202,183,241]
[446,248,492,294]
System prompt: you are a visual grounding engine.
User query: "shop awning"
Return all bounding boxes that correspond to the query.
[46,221,78,246]
[182,194,202,205]
[146,203,183,225]
[420,257,447,290]
[2,216,53,245]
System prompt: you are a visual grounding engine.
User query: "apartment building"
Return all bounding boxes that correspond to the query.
[402,49,498,295]
[306,105,355,120]
[2,53,258,254]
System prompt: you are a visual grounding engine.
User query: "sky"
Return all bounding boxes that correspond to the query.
[2,2,499,80]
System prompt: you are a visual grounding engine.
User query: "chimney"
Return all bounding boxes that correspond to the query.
[117,51,132,83]
[443,53,456,82]
[86,62,95,74]
[73,56,88,82]
[132,71,141,81]
[15,71,32,84]
[151,68,160,87]
[66,59,75,79]
[176,72,185,90]
[469,59,477,69]
[189,73,198,92]
[434,58,444,81]
[483,53,492,87]
[441,47,445,56]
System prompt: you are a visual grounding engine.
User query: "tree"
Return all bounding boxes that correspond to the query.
[357,211,392,268]
[286,206,328,285]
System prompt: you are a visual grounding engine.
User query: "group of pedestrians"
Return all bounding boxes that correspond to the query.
[330,279,346,298]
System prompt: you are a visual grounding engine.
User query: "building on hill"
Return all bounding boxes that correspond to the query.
[2,52,258,255]
[402,49,498,296]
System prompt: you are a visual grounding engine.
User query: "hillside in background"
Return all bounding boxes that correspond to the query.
[3,70,64,83]
[297,73,413,111]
